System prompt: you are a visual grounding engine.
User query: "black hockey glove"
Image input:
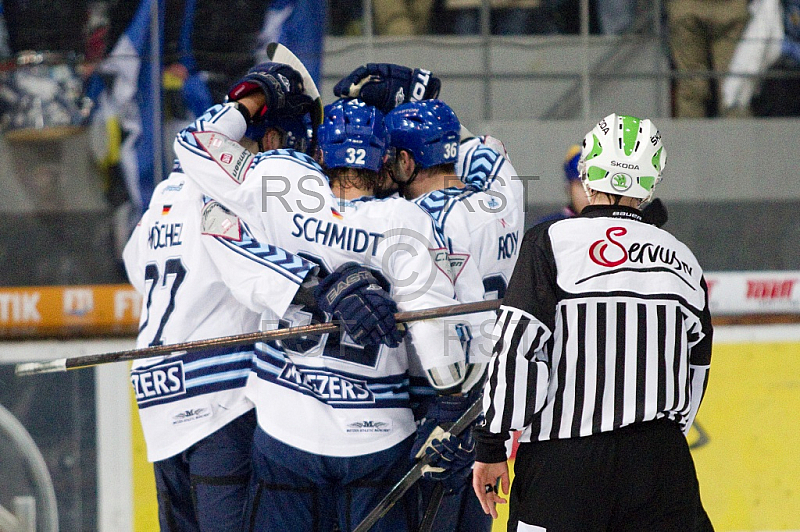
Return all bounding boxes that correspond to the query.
[315,262,403,348]
[227,62,313,122]
[410,394,477,492]
[333,63,441,114]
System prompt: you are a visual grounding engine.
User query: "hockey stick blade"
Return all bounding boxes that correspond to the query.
[353,399,484,532]
[265,42,323,152]
[15,299,501,377]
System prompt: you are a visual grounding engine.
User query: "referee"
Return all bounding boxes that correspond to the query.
[472,114,714,531]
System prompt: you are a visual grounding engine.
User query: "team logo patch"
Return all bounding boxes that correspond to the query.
[430,248,454,282]
[201,201,242,240]
[193,131,254,184]
[447,253,470,283]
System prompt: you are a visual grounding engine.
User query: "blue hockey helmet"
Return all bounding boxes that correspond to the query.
[318,99,387,172]
[244,114,311,153]
[384,99,460,169]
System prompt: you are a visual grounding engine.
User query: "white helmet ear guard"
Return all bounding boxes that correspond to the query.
[579,113,666,202]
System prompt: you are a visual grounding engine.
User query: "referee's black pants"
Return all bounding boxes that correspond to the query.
[508,419,712,532]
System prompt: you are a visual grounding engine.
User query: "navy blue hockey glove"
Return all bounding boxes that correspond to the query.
[227,62,313,122]
[411,394,477,492]
[315,262,403,348]
[333,63,441,114]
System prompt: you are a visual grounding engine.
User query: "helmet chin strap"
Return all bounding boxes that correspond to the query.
[388,149,420,197]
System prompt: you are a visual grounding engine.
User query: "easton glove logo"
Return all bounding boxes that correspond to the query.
[589,227,628,267]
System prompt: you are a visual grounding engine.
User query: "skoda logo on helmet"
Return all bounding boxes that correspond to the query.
[610,173,632,192]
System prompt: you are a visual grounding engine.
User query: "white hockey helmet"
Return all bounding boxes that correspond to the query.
[578,113,666,202]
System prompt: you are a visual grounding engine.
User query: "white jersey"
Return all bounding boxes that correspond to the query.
[123,167,314,462]
[412,135,525,391]
[173,104,467,457]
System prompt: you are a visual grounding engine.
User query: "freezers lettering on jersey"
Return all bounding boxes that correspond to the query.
[131,360,186,404]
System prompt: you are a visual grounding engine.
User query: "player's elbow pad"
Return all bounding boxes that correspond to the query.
[425,361,467,393]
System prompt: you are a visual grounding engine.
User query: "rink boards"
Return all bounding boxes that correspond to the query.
[1,326,799,530]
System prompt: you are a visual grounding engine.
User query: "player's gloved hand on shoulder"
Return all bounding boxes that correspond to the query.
[315,262,403,348]
[333,63,441,114]
[227,62,313,122]
[411,394,477,492]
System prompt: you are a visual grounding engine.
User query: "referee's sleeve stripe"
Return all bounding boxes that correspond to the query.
[485,308,513,432]
[501,313,531,433]
[550,306,568,440]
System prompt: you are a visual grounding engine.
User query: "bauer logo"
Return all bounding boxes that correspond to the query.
[277,363,374,405]
[131,360,186,405]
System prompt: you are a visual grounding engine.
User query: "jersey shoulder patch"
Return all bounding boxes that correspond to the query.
[201,201,242,240]
[192,131,254,184]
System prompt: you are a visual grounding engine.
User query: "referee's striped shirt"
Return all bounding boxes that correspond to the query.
[475,206,713,463]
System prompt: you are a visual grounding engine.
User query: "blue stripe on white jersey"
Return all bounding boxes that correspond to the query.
[460,144,504,189]
[253,149,326,177]
[252,343,410,409]
[415,187,480,240]
[132,345,254,409]
[211,218,314,284]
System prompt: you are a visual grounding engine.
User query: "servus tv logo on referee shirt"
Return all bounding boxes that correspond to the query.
[586,227,694,280]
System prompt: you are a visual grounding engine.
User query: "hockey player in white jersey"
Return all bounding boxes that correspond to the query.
[122,84,398,530]
[381,99,523,532]
[123,157,317,531]
[173,64,472,531]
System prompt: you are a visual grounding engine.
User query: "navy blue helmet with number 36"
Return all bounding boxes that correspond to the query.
[384,99,460,169]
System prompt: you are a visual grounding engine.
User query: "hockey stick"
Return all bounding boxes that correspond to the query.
[14,299,501,377]
[417,469,446,532]
[265,42,323,154]
[353,399,484,532]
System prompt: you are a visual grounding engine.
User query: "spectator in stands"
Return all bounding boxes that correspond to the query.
[373,0,434,34]
[596,0,639,34]
[443,0,538,34]
[666,0,750,117]
[752,0,800,116]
